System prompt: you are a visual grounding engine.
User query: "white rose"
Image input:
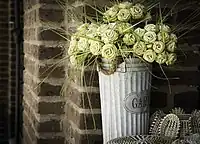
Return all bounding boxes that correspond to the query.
[133,41,147,56]
[116,22,133,34]
[143,49,157,63]
[103,5,119,22]
[157,32,170,43]
[156,51,168,64]
[170,33,178,42]
[134,27,145,38]
[86,23,99,37]
[77,38,90,51]
[166,53,177,65]
[166,41,177,52]
[144,24,158,32]
[152,41,165,53]
[159,24,171,33]
[68,36,78,55]
[130,5,144,19]
[101,44,118,60]
[143,31,157,43]
[123,33,136,45]
[117,9,131,21]
[89,41,103,55]
[102,29,119,43]
[118,2,133,9]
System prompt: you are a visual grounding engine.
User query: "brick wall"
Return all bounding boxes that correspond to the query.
[8,0,24,142]
[0,1,9,143]
[8,0,15,140]
[23,0,66,143]
[63,1,110,143]
[22,0,200,144]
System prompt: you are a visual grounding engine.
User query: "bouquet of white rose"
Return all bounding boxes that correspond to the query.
[67,1,178,73]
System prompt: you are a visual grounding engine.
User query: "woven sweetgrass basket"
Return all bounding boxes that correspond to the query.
[107,135,173,144]
[106,108,200,144]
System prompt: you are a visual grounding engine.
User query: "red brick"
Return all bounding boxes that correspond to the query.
[24,86,65,115]
[23,101,62,132]
[66,103,102,129]
[24,43,63,60]
[38,101,65,115]
[24,57,65,78]
[39,0,59,4]
[38,28,65,41]
[65,120,102,144]
[39,8,64,22]
[37,137,65,144]
[23,72,62,96]
[23,123,65,144]
[69,68,99,87]
[66,86,101,109]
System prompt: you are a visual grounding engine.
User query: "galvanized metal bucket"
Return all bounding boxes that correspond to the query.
[98,58,152,144]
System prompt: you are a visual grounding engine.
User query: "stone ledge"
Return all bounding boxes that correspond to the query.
[66,85,101,109]
[23,84,65,115]
[23,106,63,132]
[66,99,101,114]
[70,82,99,93]
[23,123,65,144]
[24,55,65,79]
[66,100,102,129]
[24,42,64,60]
[24,70,63,86]
[64,119,102,144]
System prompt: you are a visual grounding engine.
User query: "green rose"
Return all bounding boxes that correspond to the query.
[130,5,144,19]
[158,31,170,43]
[102,29,119,43]
[77,23,89,32]
[102,44,118,60]
[116,22,132,34]
[117,9,131,21]
[166,41,177,52]
[147,44,153,49]
[135,3,145,10]
[144,24,158,32]
[89,41,103,55]
[103,5,119,22]
[155,51,167,64]
[86,23,99,37]
[152,41,165,53]
[68,36,78,55]
[166,53,177,65]
[69,55,78,66]
[123,33,136,45]
[143,49,157,63]
[143,31,157,43]
[69,53,87,67]
[133,41,147,56]
[159,24,171,33]
[97,24,109,35]
[118,2,133,9]
[170,33,178,42]
[134,27,145,38]
[77,38,90,51]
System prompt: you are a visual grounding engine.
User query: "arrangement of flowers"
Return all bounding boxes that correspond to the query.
[68,1,178,72]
